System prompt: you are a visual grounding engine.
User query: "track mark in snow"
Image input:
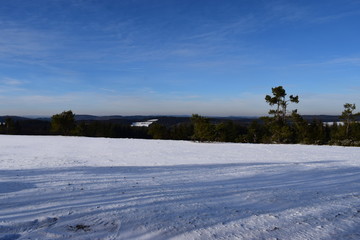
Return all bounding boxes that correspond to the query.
[0,217,58,239]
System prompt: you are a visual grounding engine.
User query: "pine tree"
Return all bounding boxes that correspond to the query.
[148,123,169,139]
[339,103,357,139]
[51,110,76,135]
[264,86,299,143]
[265,86,299,124]
[191,114,215,142]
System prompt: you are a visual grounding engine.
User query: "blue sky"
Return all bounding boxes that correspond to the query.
[0,0,359,116]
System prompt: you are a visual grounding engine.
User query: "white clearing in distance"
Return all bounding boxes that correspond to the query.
[131,119,158,127]
[0,135,360,240]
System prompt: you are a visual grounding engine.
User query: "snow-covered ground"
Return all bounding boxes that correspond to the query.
[131,119,158,127]
[323,121,345,126]
[0,135,360,240]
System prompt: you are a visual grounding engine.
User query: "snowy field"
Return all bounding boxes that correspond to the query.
[131,119,158,127]
[1,135,360,240]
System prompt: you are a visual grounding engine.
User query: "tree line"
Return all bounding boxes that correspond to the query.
[149,86,360,146]
[1,86,359,146]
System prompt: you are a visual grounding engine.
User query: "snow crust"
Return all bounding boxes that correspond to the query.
[0,135,360,239]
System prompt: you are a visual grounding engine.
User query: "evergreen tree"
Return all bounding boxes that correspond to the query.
[3,117,20,134]
[307,119,328,145]
[169,123,194,140]
[191,114,215,141]
[265,86,299,124]
[264,86,299,143]
[290,112,309,143]
[339,103,357,139]
[244,120,266,143]
[214,121,238,142]
[148,123,169,139]
[51,110,76,135]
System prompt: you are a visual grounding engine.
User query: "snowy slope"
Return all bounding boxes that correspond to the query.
[131,119,158,127]
[0,135,360,239]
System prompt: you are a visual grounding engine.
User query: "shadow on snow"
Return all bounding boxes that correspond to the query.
[1,160,360,239]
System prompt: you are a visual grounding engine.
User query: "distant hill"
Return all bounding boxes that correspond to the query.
[302,115,340,122]
[1,114,352,127]
[0,116,31,122]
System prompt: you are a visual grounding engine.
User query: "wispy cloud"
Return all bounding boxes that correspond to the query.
[265,1,310,23]
[183,15,259,42]
[0,2,259,71]
[265,0,360,25]
[0,77,27,93]
[0,24,58,59]
[326,57,360,66]
[0,1,358,116]
[0,77,26,86]
[296,56,360,67]
[311,10,360,23]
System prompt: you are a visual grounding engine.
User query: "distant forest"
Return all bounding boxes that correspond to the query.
[1,86,359,146]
